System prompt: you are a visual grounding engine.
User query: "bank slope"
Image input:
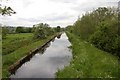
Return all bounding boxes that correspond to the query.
[56,32,119,78]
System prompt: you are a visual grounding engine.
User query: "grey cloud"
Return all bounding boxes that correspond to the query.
[43,14,74,21]
[72,2,118,12]
[18,18,41,23]
[5,13,75,27]
[50,0,78,4]
[18,13,74,23]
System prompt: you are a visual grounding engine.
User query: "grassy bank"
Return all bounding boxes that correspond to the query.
[2,33,33,55]
[56,32,119,78]
[2,33,56,78]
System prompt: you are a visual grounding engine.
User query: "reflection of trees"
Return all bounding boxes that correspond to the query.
[38,42,51,54]
[52,38,55,42]
[57,34,62,39]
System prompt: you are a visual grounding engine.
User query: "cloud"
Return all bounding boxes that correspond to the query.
[50,0,79,3]
[72,2,118,12]
[0,0,119,27]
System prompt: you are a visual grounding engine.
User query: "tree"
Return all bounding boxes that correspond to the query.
[0,6,16,16]
[33,23,56,39]
[0,0,16,16]
[33,23,47,39]
[16,27,24,33]
[56,26,61,32]
[24,27,32,33]
[66,7,119,57]
[34,27,46,39]
[32,25,36,33]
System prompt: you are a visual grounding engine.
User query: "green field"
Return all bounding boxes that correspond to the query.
[0,34,2,79]
[2,33,56,78]
[2,33,33,55]
[56,32,119,78]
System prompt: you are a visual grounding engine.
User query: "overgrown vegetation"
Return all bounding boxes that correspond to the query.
[66,7,119,57]
[56,32,119,78]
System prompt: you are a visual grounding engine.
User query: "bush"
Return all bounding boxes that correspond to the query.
[33,23,55,39]
[89,22,119,56]
[67,7,119,57]
[34,27,46,39]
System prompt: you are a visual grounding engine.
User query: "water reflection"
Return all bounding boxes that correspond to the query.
[57,34,62,39]
[10,33,72,78]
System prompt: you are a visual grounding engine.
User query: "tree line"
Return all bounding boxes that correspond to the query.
[2,23,61,39]
[66,7,119,57]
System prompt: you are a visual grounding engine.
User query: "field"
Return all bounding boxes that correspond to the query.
[56,32,119,78]
[0,35,2,79]
[2,33,56,78]
[2,33,33,55]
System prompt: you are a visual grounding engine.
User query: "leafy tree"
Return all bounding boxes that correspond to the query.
[67,7,119,57]
[32,25,36,33]
[34,27,46,39]
[0,6,16,16]
[33,23,56,39]
[16,27,24,33]
[24,27,32,33]
[56,26,61,32]
[0,0,16,16]
[33,23,46,39]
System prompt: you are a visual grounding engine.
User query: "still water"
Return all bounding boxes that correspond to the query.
[10,33,72,78]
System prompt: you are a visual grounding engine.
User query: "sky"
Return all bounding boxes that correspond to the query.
[0,0,119,27]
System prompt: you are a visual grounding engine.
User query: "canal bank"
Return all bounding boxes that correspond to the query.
[56,32,118,78]
[8,33,62,74]
[2,33,61,78]
[9,33,72,78]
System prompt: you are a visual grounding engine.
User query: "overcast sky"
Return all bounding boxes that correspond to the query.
[0,0,119,27]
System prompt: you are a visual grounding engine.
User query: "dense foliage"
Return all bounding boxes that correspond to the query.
[56,26,61,32]
[33,23,59,39]
[66,7,119,57]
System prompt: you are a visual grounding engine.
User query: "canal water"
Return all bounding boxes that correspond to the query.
[10,33,72,78]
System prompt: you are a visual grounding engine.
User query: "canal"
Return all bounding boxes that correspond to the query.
[10,33,72,78]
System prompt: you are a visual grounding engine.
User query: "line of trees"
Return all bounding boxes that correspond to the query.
[1,23,61,39]
[66,7,119,57]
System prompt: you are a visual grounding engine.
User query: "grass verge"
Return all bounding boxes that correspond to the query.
[56,32,119,78]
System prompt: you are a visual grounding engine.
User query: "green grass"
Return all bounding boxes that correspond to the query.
[56,32,119,78]
[0,35,2,79]
[2,33,33,55]
[3,33,33,44]
[2,33,56,78]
